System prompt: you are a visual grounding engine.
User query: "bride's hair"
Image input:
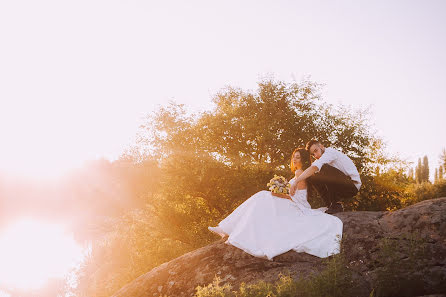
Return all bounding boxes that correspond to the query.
[290,147,314,199]
[290,147,311,172]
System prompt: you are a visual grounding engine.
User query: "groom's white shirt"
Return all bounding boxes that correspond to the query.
[311,147,361,190]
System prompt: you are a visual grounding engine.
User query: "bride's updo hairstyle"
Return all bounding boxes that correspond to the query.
[290,147,311,173]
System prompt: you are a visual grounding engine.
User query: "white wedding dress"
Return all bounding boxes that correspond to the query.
[209,184,343,260]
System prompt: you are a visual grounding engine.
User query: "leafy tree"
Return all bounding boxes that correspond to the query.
[414,157,430,184]
[136,78,399,224]
[440,148,446,169]
[435,168,438,184]
[140,79,379,173]
[408,168,414,181]
[415,158,422,184]
[422,155,429,182]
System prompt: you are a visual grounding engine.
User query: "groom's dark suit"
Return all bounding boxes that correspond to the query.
[307,147,361,211]
[308,164,358,207]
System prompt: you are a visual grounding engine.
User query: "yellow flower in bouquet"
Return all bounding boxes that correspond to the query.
[267,175,291,194]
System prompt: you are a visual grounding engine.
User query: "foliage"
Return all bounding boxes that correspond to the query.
[414,155,430,184]
[440,148,446,169]
[134,77,386,247]
[436,179,446,197]
[73,207,192,297]
[73,78,400,296]
[422,156,429,182]
[371,232,428,297]
[153,152,281,248]
[350,169,409,211]
[435,168,439,183]
[351,156,446,211]
[402,179,446,207]
[195,277,233,297]
[299,253,353,297]
[139,79,378,172]
[138,78,389,212]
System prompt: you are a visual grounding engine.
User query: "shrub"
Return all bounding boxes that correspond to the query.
[372,232,427,297]
[195,277,232,297]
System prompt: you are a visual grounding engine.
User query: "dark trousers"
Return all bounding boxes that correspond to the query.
[307,164,358,207]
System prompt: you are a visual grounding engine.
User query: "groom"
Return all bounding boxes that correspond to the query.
[290,140,361,214]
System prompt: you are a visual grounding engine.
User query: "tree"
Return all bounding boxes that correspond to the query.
[422,155,430,182]
[439,165,444,180]
[440,148,446,169]
[408,168,414,182]
[415,158,422,183]
[141,79,379,174]
[414,156,430,183]
[137,78,399,213]
[435,168,439,184]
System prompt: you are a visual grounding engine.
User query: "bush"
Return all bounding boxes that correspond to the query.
[402,180,446,207]
[299,253,353,297]
[433,179,446,197]
[371,232,427,297]
[195,277,233,297]
[350,172,407,211]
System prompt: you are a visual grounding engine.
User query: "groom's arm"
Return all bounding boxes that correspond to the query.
[289,166,318,195]
[290,148,339,195]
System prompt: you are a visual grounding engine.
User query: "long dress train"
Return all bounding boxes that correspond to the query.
[209,187,343,260]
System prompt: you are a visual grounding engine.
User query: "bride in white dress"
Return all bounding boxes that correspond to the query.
[208,148,343,260]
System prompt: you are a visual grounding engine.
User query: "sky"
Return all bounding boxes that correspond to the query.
[0,0,445,179]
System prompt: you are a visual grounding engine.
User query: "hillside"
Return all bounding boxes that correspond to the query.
[112,198,446,297]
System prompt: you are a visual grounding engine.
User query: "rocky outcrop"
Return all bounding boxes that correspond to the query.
[112,198,446,297]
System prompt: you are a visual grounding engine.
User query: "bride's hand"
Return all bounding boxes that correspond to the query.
[272,193,291,200]
[289,184,297,196]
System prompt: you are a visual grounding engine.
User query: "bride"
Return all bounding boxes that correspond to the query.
[208,148,343,260]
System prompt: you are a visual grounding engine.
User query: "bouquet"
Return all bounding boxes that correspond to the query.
[267,175,291,194]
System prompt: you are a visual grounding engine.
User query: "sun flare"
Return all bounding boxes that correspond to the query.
[0,219,83,290]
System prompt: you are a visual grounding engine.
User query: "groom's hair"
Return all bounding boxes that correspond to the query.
[305,139,321,151]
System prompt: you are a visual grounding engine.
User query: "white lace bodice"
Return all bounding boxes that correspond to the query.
[290,189,312,209]
[289,177,310,206]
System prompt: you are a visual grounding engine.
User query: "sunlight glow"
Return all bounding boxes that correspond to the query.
[0,219,83,290]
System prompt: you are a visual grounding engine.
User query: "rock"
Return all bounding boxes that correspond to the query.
[112,198,446,297]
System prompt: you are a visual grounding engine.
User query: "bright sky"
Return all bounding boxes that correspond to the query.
[1,0,445,178]
[0,218,83,291]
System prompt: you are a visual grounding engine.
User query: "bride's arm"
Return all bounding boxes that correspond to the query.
[289,169,309,195]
